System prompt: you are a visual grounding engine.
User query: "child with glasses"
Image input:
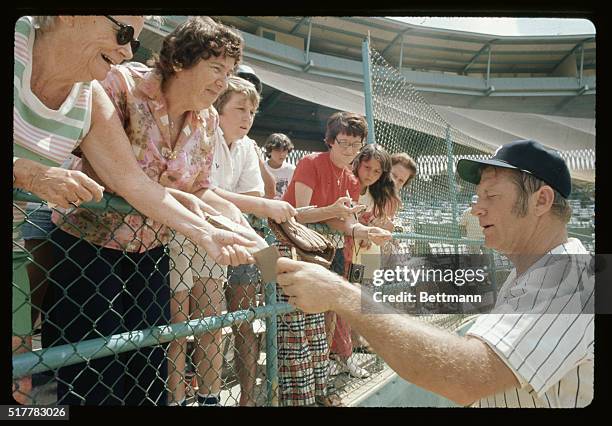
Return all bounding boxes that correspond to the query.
[278,111,392,406]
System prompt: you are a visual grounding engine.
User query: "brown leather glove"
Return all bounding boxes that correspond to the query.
[269,217,336,268]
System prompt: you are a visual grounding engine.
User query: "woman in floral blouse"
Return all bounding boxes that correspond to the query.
[48,17,265,406]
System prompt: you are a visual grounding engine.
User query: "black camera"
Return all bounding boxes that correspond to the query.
[347,263,365,284]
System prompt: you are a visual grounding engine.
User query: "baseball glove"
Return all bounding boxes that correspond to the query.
[268,217,336,268]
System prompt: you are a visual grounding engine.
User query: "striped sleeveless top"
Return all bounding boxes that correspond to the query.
[13,16,93,248]
[14,16,93,166]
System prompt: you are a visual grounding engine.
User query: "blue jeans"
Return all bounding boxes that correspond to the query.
[21,204,54,240]
[227,264,261,286]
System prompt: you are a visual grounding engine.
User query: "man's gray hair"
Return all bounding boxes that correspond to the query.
[507,169,572,223]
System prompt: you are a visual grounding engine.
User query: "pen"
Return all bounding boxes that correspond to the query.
[346,190,359,221]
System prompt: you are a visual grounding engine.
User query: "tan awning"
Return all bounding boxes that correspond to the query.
[247,60,595,182]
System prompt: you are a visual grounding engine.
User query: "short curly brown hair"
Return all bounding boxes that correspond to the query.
[153,16,243,82]
[324,111,368,148]
[264,133,294,158]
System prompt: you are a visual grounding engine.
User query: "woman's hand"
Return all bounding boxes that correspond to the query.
[366,226,393,246]
[370,215,395,232]
[196,227,257,266]
[16,160,105,208]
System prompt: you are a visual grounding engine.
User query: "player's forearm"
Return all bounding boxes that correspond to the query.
[333,284,508,405]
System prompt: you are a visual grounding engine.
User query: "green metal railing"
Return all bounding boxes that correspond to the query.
[12,190,300,406]
[13,303,294,379]
[12,189,594,405]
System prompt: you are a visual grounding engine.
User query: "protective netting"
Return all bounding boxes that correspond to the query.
[367,43,594,257]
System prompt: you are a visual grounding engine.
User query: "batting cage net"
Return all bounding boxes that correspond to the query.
[365,41,594,258]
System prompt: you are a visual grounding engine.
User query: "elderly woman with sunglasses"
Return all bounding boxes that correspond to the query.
[13,16,248,256]
[13,16,259,406]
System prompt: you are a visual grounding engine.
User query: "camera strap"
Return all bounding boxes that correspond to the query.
[351,225,363,265]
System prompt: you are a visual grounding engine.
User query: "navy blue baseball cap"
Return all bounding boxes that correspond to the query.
[457,139,571,198]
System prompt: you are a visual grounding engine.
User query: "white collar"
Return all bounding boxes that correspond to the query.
[548,237,587,255]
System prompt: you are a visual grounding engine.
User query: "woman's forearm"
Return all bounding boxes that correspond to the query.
[13,158,40,192]
[91,159,215,239]
[348,221,371,239]
[296,206,340,224]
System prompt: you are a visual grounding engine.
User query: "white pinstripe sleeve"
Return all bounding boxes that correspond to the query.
[467,313,593,397]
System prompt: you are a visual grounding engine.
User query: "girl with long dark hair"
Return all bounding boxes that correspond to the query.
[329,144,401,378]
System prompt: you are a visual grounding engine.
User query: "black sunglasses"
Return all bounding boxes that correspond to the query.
[105,16,140,53]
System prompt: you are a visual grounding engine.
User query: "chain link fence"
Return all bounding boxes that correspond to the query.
[366,39,595,259]
[10,192,477,407]
[315,40,594,404]
[12,191,298,406]
[11,38,594,408]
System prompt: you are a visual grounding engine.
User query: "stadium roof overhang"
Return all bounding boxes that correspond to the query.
[140,17,595,182]
[141,17,596,118]
[214,16,596,78]
[246,59,594,182]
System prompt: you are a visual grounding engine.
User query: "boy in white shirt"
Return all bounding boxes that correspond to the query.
[212,77,296,406]
[263,133,296,200]
[235,64,276,199]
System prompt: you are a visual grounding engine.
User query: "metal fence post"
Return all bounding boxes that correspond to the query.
[264,281,279,406]
[362,36,376,145]
[445,125,460,253]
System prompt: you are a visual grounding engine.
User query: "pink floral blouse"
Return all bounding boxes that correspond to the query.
[52,63,217,252]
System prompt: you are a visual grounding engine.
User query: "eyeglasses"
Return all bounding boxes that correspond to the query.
[105,16,140,53]
[334,138,364,150]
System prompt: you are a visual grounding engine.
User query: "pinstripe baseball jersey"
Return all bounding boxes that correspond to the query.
[467,238,594,407]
